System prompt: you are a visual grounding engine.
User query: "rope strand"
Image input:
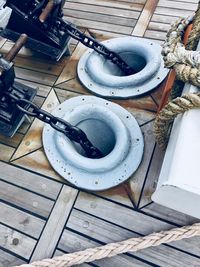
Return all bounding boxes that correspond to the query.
[15,223,200,267]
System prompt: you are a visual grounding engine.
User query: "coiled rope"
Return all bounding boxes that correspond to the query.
[154,92,200,147]
[155,2,200,147]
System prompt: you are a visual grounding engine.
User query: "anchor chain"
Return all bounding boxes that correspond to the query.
[58,20,135,75]
[6,90,103,159]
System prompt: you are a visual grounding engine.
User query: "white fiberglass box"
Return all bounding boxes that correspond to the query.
[152,45,200,219]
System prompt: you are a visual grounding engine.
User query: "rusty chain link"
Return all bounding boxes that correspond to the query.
[58,20,135,76]
[7,91,103,159]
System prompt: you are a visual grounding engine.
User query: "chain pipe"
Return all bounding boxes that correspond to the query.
[60,21,135,75]
[7,92,102,159]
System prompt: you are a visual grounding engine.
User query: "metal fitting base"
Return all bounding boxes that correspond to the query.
[43,96,144,191]
[0,82,37,137]
[78,37,169,99]
[1,29,71,61]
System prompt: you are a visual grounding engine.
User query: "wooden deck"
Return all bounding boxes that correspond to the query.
[0,0,200,266]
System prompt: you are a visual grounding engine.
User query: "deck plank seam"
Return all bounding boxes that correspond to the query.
[28,184,64,261]
[0,245,29,263]
[66,209,200,260]
[137,143,157,209]
[30,186,78,261]
[0,178,58,202]
[0,199,48,221]
[51,190,80,258]
[60,227,159,267]
[0,222,38,241]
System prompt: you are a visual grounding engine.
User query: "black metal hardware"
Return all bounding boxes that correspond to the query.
[0,34,37,136]
[2,0,135,75]
[7,92,103,158]
[0,33,102,158]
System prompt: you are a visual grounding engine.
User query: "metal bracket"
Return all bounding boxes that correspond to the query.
[0,81,36,137]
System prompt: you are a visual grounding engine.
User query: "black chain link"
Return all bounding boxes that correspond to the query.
[59,20,135,76]
[7,92,103,159]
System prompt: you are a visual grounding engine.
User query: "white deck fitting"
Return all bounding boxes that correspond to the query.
[152,43,200,219]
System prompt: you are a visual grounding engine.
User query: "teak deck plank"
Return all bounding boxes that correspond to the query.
[30,186,78,261]
[0,224,36,260]
[0,0,200,266]
[0,202,45,239]
[66,209,200,266]
[0,180,54,218]
[58,229,150,266]
[0,161,62,198]
[0,249,26,267]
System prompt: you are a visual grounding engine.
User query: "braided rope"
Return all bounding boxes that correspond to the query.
[16,222,200,267]
[187,1,200,50]
[154,92,200,147]
[162,15,200,87]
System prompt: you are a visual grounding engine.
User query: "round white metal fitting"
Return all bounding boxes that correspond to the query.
[77,37,169,98]
[43,96,144,191]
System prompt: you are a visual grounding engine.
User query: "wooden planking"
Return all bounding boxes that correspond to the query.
[165,0,198,3]
[0,180,54,218]
[63,9,137,27]
[0,224,36,259]
[55,42,87,85]
[0,37,6,49]
[143,203,199,226]
[63,17,133,34]
[66,0,144,11]
[144,30,167,41]
[62,0,144,35]
[158,0,197,11]
[151,14,179,24]
[154,7,196,17]
[144,0,198,42]
[0,161,61,199]
[138,145,166,208]
[12,147,134,208]
[0,202,45,239]
[30,186,78,261]
[12,148,64,182]
[75,192,173,234]
[0,133,24,148]
[0,249,26,267]
[95,185,134,208]
[58,229,150,266]
[148,22,170,32]
[65,1,142,15]
[66,209,200,266]
[132,0,159,37]
[15,67,57,87]
[55,84,158,112]
[0,144,15,162]
[128,121,156,206]
[74,194,200,260]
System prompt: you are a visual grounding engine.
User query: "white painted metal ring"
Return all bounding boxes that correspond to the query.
[78,37,169,98]
[43,96,144,191]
